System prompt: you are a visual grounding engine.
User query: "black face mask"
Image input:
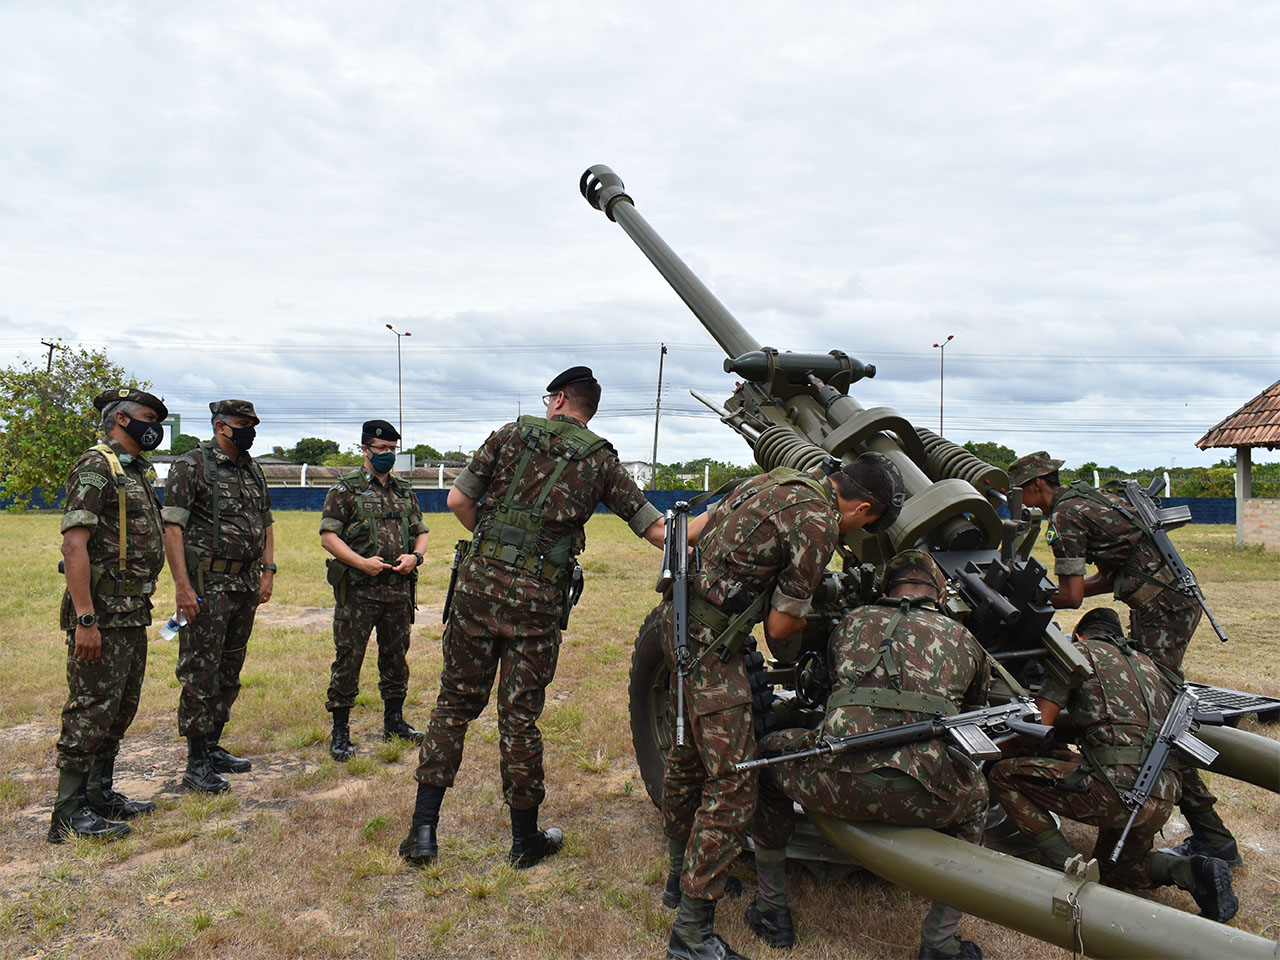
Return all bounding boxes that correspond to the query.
[123,416,164,451]
[228,425,256,452]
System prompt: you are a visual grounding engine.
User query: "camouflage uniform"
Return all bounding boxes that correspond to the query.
[57,438,166,772]
[163,438,272,737]
[320,468,429,711]
[753,595,991,947]
[989,633,1180,890]
[661,469,840,901]
[415,414,661,810]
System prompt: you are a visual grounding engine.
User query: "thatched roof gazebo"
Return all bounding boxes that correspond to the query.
[1196,379,1280,546]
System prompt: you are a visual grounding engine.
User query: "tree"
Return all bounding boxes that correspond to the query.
[293,437,341,464]
[962,441,1017,470]
[171,433,201,455]
[408,442,445,462]
[0,347,148,509]
[321,447,364,467]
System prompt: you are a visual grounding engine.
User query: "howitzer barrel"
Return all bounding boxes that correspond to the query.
[1197,724,1280,793]
[810,816,1280,960]
[581,166,761,358]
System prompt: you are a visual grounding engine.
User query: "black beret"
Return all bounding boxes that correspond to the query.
[546,366,596,393]
[362,419,400,442]
[93,386,168,422]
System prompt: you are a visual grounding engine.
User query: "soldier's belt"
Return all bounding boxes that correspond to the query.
[1123,566,1175,607]
[1082,744,1147,767]
[855,769,920,791]
[473,537,569,585]
[200,556,251,575]
[688,592,731,634]
[826,686,959,716]
[94,578,156,598]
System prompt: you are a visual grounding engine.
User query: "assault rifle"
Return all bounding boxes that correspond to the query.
[657,503,692,746]
[1119,478,1228,643]
[442,539,468,624]
[1110,685,1224,862]
[734,698,1051,772]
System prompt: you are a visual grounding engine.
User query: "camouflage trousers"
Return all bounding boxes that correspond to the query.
[415,590,562,810]
[657,602,757,902]
[56,627,148,773]
[1128,590,1201,677]
[753,725,987,950]
[988,755,1173,890]
[176,589,258,738]
[1127,593,1219,812]
[326,592,413,712]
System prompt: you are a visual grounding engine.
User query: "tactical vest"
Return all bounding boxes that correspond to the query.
[825,596,964,717]
[1055,482,1174,602]
[336,467,417,586]
[471,415,609,585]
[184,440,269,556]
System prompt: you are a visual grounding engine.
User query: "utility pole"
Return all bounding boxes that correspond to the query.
[932,334,955,435]
[41,339,64,373]
[385,324,412,438]
[651,343,667,489]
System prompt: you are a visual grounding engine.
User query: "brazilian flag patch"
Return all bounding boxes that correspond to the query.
[1045,523,1059,544]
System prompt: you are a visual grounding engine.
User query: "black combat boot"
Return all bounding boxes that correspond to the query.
[1157,805,1242,866]
[399,783,445,868]
[664,834,688,908]
[383,698,424,744]
[48,769,130,844]
[330,708,356,762]
[744,903,794,949]
[183,737,231,794]
[509,806,564,869]
[1187,856,1239,923]
[87,754,156,819]
[668,894,750,960]
[208,723,252,774]
[918,939,983,960]
[746,845,793,947]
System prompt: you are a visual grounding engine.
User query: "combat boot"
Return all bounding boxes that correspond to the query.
[208,723,252,774]
[509,805,563,869]
[48,769,130,844]
[383,699,424,744]
[1158,806,1242,866]
[330,708,356,762]
[183,737,231,794]
[400,782,445,867]
[668,895,750,960]
[918,939,982,960]
[87,754,156,819]
[744,903,794,949]
[1187,856,1238,923]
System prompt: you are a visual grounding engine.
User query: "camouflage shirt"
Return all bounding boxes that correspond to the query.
[453,415,662,618]
[693,470,840,618]
[1048,482,1192,607]
[1039,633,1179,800]
[320,468,429,601]
[161,439,273,592]
[60,438,166,628]
[818,597,991,801]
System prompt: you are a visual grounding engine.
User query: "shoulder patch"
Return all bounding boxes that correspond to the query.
[1045,523,1059,544]
[77,472,109,490]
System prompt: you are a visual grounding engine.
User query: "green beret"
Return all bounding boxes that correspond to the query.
[93,386,168,422]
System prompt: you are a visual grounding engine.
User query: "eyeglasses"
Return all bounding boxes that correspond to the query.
[541,392,562,407]
[367,443,398,454]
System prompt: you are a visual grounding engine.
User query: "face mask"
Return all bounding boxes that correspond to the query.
[123,416,164,451]
[228,425,256,452]
[369,451,397,473]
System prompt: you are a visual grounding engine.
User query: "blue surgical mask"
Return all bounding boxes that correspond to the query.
[369,451,397,473]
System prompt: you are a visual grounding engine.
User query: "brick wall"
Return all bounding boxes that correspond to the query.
[1243,498,1280,552]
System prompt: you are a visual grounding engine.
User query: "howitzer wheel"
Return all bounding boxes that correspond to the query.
[629,606,673,806]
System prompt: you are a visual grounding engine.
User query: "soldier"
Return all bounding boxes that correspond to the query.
[749,551,990,960]
[1009,452,1239,864]
[162,400,275,794]
[400,366,665,872]
[988,607,1238,922]
[51,386,168,843]
[661,453,903,960]
[320,419,429,761]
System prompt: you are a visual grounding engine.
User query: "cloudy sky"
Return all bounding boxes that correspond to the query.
[3,1,1277,470]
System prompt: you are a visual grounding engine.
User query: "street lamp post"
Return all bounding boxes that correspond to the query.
[386,324,412,438]
[932,334,955,435]
[651,343,667,489]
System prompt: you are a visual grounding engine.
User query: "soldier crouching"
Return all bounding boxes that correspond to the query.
[51,387,168,843]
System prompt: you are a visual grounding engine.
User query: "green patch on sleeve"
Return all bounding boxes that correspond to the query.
[77,472,109,490]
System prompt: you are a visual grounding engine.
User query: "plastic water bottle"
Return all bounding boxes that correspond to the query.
[158,598,201,640]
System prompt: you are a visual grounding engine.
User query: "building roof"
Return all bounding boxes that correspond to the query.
[1196,379,1280,450]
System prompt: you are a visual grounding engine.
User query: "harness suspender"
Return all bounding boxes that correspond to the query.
[191,441,269,559]
[1060,482,1172,594]
[91,444,128,573]
[1079,635,1168,800]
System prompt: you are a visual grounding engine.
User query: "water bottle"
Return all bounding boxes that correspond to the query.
[159,598,201,640]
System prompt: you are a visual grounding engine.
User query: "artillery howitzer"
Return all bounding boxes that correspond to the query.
[581,165,1280,959]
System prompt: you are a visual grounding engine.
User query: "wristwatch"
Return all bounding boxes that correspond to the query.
[412,552,424,568]
[262,562,278,573]
[77,612,98,627]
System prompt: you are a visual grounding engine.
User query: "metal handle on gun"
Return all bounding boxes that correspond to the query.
[659,504,692,747]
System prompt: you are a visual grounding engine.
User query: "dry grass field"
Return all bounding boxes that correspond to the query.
[1,511,1277,959]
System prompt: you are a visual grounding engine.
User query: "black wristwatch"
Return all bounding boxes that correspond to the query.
[412,552,424,568]
[262,562,278,573]
[77,612,98,627]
